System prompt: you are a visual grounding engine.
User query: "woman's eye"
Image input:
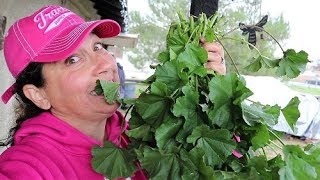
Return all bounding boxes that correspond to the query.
[94,43,104,51]
[65,56,81,65]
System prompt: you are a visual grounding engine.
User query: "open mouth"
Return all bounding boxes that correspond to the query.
[90,78,116,96]
[90,90,102,96]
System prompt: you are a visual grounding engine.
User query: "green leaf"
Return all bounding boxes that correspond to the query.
[281,97,300,131]
[204,28,216,42]
[279,145,320,180]
[154,60,188,93]
[251,125,270,150]
[234,75,254,105]
[245,55,279,72]
[139,147,181,180]
[94,80,103,95]
[241,102,280,126]
[179,149,200,179]
[187,146,216,179]
[187,125,236,166]
[96,80,120,104]
[276,49,309,78]
[177,43,208,76]
[267,155,285,179]
[150,81,169,96]
[167,29,187,54]
[118,98,136,108]
[246,155,283,179]
[212,170,251,180]
[155,116,183,150]
[172,85,199,119]
[158,50,170,63]
[304,143,320,154]
[91,141,137,179]
[261,56,279,68]
[230,160,244,172]
[135,92,171,128]
[208,74,252,108]
[207,73,252,128]
[126,107,145,129]
[173,85,204,143]
[263,104,281,125]
[247,156,268,175]
[169,48,178,60]
[244,57,262,72]
[126,124,153,141]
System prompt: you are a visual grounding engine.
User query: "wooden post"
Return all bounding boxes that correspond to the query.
[190,0,219,17]
[0,16,6,50]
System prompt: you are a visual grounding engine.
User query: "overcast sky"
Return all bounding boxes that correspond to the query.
[261,0,320,61]
[128,0,320,61]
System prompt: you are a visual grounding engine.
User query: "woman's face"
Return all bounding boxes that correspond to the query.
[42,33,120,122]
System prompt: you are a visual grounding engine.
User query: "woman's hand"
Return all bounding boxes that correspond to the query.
[200,38,226,75]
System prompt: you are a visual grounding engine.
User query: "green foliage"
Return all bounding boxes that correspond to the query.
[276,49,309,78]
[245,49,309,79]
[279,145,320,179]
[92,11,314,180]
[91,141,137,179]
[127,0,290,77]
[127,0,189,68]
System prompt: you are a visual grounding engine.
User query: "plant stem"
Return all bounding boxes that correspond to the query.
[187,26,199,44]
[268,128,285,146]
[245,153,250,161]
[267,143,279,156]
[269,140,283,150]
[221,36,262,55]
[171,88,181,99]
[223,24,285,54]
[206,75,211,83]
[195,76,199,92]
[118,104,133,143]
[222,26,240,37]
[124,105,133,119]
[262,147,267,157]
[255,26,285,53]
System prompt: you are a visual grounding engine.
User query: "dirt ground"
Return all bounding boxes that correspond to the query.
[260,134,319,159]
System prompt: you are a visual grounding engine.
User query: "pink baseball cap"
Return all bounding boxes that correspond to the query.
[1,5,121,104]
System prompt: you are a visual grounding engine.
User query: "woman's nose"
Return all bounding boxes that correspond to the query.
[93,52,116,74]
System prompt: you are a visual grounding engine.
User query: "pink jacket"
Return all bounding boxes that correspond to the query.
[0,111,147,180]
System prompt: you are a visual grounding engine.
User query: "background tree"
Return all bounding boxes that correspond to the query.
[218,0,289,75]
[127,0,289,75]
[126,0,190,69]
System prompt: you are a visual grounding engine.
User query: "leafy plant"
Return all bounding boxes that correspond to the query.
[92,12,318,180]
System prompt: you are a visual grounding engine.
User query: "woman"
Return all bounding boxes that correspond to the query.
[0,5,225,179]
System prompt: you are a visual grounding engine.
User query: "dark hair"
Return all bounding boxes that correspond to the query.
[0,62,46,146]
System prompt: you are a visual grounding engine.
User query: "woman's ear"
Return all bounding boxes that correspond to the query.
[22,84,51,110]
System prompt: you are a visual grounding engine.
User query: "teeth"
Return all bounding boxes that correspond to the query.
[90,90,99,96]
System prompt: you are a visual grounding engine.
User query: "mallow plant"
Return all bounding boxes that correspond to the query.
[92,12,318,180]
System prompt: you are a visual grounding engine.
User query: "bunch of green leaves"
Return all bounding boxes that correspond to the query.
[92,12,318,180]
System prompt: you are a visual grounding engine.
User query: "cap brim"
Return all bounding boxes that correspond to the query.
[1,84,14,104]
[36,19,121,62]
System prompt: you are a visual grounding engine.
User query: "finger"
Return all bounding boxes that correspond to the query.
[205,62,226,75]
[202,42,223,54]
[200,37,205,44]
[207,52,223,63]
